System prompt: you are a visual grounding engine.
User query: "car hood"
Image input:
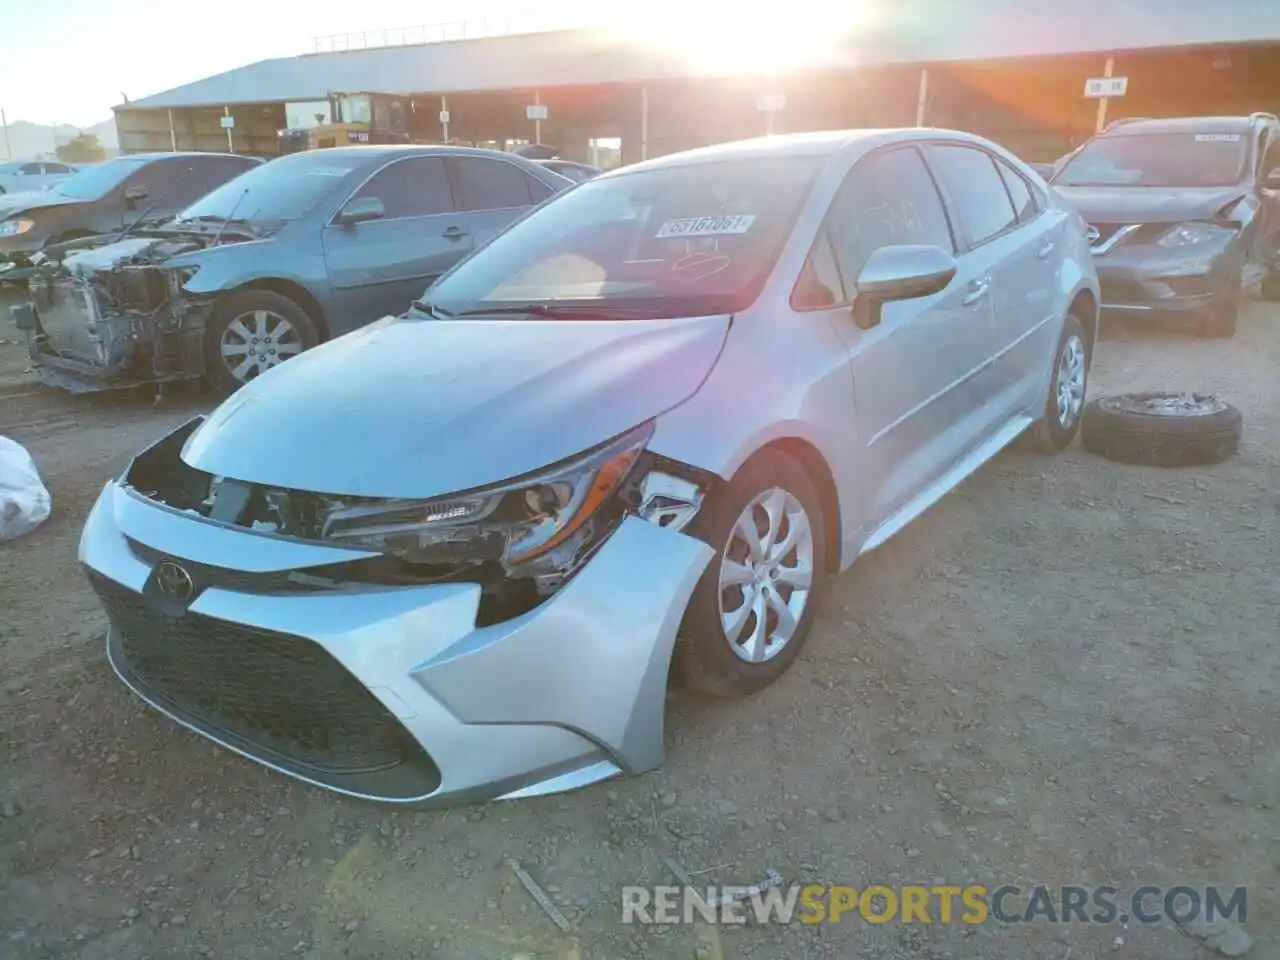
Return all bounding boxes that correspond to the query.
[181,312,731,499]
[0,190,84,218]
[1052,184,1246,224]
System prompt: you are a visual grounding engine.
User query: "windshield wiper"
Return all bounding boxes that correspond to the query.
[409,299,454,319]
[454,303,653,319]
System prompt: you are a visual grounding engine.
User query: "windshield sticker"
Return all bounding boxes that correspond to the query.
[1195,134,1241,142]
[655,214,757,239]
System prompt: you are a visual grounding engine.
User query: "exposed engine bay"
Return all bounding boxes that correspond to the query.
[16,234,223,392]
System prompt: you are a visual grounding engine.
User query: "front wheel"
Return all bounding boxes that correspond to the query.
[203,289,319,395]
[1027,312,1089,453]
[677,450,829,697]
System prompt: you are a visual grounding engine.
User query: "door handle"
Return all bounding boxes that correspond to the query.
[1036,239,1055,259]
[962,277,990,306]
[441,225,468,240]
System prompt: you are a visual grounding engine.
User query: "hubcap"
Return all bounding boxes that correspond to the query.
[1056,334,1086,429]
[718,488,815,664]
[220,309,304,383]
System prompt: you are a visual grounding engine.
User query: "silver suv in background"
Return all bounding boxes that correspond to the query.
[81,129,1099,806]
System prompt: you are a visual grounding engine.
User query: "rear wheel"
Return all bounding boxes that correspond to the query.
[202,289,319,395]
[677,450,829,697]
[1027,312,1088,453]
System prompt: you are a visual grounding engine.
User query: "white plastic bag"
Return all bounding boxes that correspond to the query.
[0,435,52,542]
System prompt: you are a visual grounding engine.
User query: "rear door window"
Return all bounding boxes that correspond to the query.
[451,157,534,211]
[926,144,1019,247]
[993,157,1039,223]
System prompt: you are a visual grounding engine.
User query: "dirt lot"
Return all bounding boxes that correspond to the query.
[2,297,1279,960]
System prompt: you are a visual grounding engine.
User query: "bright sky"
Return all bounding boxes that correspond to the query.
[0,0,868,126]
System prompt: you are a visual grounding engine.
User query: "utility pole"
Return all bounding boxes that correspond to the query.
[1,108,11,160]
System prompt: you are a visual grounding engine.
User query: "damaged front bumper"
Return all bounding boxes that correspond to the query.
[1093,235,1241,317]
[79,423,714,806]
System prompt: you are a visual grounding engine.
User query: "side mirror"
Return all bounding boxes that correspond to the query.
[124,183,149,205]
[1262,167,1280,190]
[852,244,958,330]
[336,196,385,226]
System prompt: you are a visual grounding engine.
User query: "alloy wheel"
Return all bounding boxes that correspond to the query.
[219,309,304,383]
[1056,333,1087,430]
[718,487,815,664]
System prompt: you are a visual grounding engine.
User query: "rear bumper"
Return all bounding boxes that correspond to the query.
[80,479,713,806]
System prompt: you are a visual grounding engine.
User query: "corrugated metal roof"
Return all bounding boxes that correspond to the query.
[124,0,1280,111]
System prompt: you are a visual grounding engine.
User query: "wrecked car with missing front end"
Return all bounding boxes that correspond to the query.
[12,227,257,394]
[10,146,574,395]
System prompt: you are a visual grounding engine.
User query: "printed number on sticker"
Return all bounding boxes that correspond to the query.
[1195,134,1240,142]
[655,215,757,239]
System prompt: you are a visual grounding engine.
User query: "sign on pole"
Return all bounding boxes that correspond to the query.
[220,115,236,129]
[1084,77,1128,99]
[438,109,450,124]
[526,104,548,121]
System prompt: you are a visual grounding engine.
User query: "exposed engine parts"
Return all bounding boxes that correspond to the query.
[21,235,219,391]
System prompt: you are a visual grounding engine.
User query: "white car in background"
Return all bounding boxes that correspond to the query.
[0,160,81,194]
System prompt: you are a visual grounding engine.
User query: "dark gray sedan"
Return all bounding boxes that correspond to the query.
[15,146,572,394]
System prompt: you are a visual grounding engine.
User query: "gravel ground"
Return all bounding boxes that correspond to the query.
[1,302,1278,960]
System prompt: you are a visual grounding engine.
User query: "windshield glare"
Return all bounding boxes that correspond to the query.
[53,158,149,199]
[1054,132,1248,188]
[176,154,361,226]
[426,155,823,319]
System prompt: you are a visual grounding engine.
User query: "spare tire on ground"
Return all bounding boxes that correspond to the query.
[1081,392,1242,467]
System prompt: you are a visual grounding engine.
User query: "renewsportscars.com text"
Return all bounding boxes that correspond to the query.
[621,884,1247,926]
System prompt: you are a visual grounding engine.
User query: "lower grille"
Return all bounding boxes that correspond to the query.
[88,570,441,798]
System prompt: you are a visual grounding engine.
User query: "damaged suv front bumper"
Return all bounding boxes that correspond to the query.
[80,439,714,806]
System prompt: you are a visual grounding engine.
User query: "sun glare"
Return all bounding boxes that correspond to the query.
[595,0,869,74]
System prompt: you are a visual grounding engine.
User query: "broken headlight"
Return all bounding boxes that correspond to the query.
[320,422,653,569]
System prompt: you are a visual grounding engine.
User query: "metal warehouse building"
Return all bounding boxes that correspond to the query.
[113,0,1280,164]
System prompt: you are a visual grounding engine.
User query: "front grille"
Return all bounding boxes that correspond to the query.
[89,570,441,797]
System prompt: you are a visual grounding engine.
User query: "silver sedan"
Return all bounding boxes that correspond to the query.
[80,128,1099,805]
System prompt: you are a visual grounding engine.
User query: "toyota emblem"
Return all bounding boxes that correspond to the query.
[155,560,195,602]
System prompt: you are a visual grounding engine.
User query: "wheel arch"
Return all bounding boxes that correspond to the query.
[1068,287,1098,363]
[734,437,843,575]
[231,278,331,341]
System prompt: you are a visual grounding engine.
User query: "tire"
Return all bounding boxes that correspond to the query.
[1027,312,1089,453]
[676,450,829,698]
[1196,297,1238,338]
[203,289,320,395]
[1081,392,1242,467]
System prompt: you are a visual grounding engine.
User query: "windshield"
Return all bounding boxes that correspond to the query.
[175,153,362,226]
[1054,132,1248,188]
[425,155,823,319]
[52,157,149,199]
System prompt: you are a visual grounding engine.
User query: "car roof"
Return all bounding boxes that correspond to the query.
[606,128,994,176]
[119,151,256,162]
[1098,116,1259,137]
[279,144,538,163]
